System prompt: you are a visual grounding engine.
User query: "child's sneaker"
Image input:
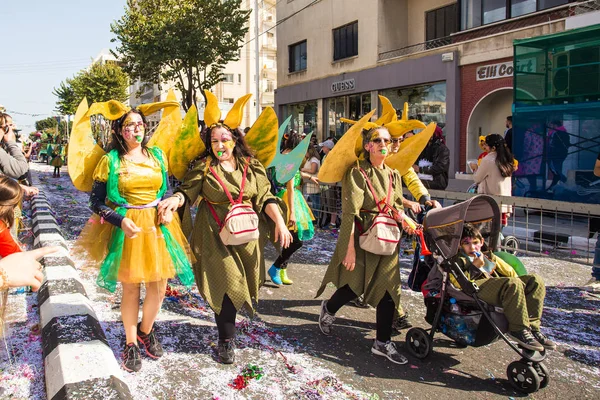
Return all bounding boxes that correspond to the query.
[121,343,142,372]
[532,330,557,350]
[280,268,293,285]
[268,265,282,286]
[507,329,544,351]
[371,340,408,365]
[137,323,164,359]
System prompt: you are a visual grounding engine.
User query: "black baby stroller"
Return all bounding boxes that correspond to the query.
[404,195,549,394]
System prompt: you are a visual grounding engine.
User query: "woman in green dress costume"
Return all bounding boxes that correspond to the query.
[268,130,315,285]
[316,126,416,365]
[159,122,292,364]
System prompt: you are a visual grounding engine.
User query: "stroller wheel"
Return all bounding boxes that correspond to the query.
[502,235,520,255]
[507,361,541,393]
[405,328,431,359]
[534,362,550,389]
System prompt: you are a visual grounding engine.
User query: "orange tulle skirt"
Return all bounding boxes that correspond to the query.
[74,208,194,284]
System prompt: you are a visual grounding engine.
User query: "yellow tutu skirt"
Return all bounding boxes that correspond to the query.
[75,208,194,284]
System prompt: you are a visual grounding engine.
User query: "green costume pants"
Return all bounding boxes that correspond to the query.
[474,274,545,332]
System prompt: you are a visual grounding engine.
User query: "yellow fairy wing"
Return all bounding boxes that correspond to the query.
[318,110,376,184]
[86,100,129,120]
[223,94,252,130]
[385,122,435,176]
[147,89,181,162]
[203,90,221,127]
[68,98,106,192]
[169,105,204,180]
[244,107,278,167]
[385,120,427,138]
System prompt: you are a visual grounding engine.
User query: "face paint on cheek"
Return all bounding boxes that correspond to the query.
[366,142,374,153]
[223,140,235,150]
[122,131,134,141]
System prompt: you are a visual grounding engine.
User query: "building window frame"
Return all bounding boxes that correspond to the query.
[289,40,307,73]
[333,21,359,62]
[425,3,458,43]
[223,73,234,83]
[459,0,570,31]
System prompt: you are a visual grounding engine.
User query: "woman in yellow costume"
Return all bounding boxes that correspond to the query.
[159,91,292,364]
[74,105,194,373]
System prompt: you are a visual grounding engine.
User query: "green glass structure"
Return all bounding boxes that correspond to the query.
[512,24,600,203]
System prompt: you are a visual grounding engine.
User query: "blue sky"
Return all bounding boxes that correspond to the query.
[0,0,126,131]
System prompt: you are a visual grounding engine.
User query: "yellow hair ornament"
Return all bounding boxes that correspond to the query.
[223,94,252,129]
[87,100,130,120]
[203,90,252,130]
[385,122,435,175]
[203,90,222,128]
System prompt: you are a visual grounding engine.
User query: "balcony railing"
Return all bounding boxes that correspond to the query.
[378,0,600,62]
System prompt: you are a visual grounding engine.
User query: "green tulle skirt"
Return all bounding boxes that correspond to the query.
[277,187,315,241]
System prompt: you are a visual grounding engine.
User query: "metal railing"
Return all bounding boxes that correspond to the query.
[302,181,599,266]
[378,0,600,62]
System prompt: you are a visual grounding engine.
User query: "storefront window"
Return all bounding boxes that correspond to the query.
[327,97,346,140]
[379,82,447,127]
[282,101,318,137]
[325,92,372,140]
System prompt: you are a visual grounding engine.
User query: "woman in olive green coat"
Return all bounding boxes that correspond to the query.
[317,126,415,365]
[159,123,291,364]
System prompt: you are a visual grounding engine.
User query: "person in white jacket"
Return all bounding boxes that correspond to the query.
[473,134,515,226]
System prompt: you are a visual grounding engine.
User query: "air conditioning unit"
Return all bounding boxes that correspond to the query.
[551,47,600,98]
[551,52,570,97]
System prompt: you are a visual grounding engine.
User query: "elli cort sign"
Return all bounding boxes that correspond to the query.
[476,62,514,81]
[331,78,355,93]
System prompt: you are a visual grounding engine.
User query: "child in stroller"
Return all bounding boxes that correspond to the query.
[405,194,554,394]
[449,223,555,352]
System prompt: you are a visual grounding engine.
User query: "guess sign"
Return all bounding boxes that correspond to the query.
[331,78,356,93]
[476,62,514,81]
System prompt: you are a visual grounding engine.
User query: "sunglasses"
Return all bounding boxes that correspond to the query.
[391,138,403,144]
[371,138,391,145]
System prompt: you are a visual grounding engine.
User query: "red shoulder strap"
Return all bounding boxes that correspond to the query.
[208,157,250,205]
[205,200,222,228]
[358,167,393,213]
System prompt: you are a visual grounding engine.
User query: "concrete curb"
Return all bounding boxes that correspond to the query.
[30,193,133,400]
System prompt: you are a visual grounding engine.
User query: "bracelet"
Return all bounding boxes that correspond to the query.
[0,267,9,291]
[172,192,185,207]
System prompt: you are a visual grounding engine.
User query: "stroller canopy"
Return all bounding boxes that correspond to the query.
[423,195,501,259]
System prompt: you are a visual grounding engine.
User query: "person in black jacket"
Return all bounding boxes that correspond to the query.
[504,116,513,153]
[413,126,450,190]
[546,119,570,192]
